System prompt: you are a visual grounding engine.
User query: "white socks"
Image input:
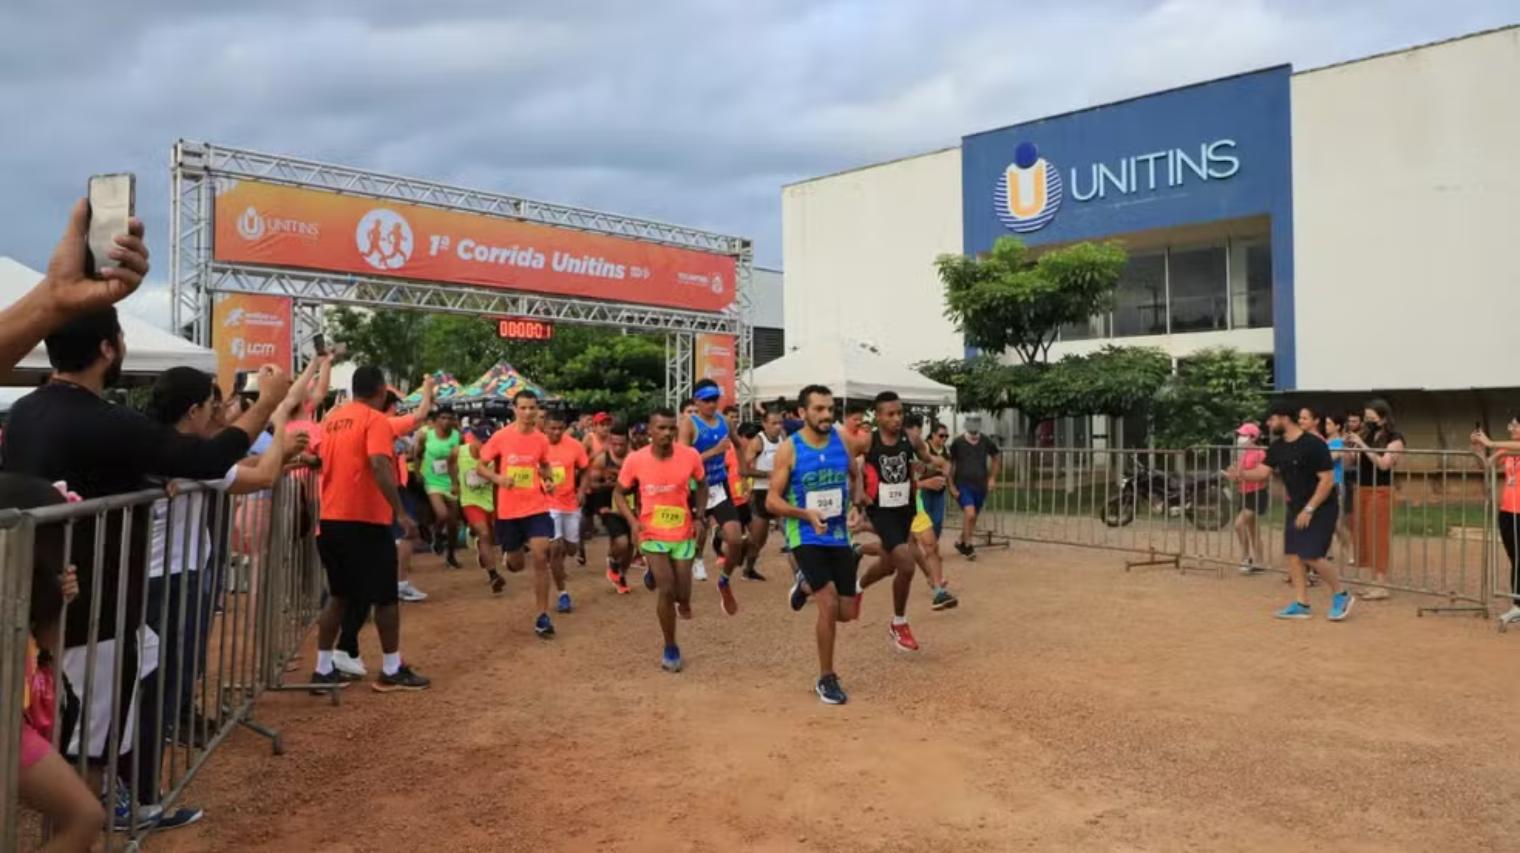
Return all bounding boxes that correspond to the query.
[316,650,334,675]
[891,615,908,626]
[382,652,402,676]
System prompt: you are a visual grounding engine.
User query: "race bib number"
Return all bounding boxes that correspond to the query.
[431,459,449,476]
[806,488,844,519]
[465,471,486,489]
[550,465,568,487]
[879,481,910,508]
[507,466,535,488]
[651,504,687,530]
[706,482,727,509]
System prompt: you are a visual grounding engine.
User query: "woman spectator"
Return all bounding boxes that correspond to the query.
[919,420,952,540]
[1324,413,1356,565]
[1471,417,1520,626]
[1345,399,1403,599]
[1297,406,1325,439]
[1231,423,1268,574]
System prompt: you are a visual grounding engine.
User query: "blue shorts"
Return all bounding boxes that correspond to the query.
[495,513,554,552]
[956,484,986,511]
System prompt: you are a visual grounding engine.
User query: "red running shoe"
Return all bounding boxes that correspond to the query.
[606,566,622,588]
[888,622,919,653]
[717,575,739,616]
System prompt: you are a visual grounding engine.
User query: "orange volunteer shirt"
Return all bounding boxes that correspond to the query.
[545,437,590,513]
[1502,456,1520,514]
[618,444,705,542]
[481,426,551,519]
[318,401,396,525]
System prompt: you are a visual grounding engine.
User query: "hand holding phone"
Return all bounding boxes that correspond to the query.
[37,177,147,316]
[87,174,135,279]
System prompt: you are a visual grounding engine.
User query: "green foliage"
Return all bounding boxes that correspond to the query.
[937,237,1127,365]
[327,306,427,386]
[916,346,1169,421]
[915,356,1013,414]
[1152,347,1270,448]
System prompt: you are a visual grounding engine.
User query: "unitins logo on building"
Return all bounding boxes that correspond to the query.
[995,142,1062,234]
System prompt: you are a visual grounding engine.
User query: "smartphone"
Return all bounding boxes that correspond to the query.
[234,370,252,395]
[313,333,327,356]
[86,173,136,278]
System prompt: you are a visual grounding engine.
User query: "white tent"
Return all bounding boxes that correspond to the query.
[751,340,956,406]
[0,256,216,375]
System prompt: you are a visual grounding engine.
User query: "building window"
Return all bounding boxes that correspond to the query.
[1244,242,1272,328]
[1168,245,1228,333]
[1112,253,1167,337]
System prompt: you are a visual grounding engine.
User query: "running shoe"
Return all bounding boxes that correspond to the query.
[1275,601,1313,620]
[308,668,352,695]
[662,645,683,672]
[889,621,920,652]
[643,567,656,591]
[954,541,971,557]
[535,613,556,638]
[717,574,739,616]
[789,571,809,612]
[606,565,623,588]
[930,588,959,611]
[815,673,848,705]
[332,650,367,677]
[1328,591,1355,622]
[615,574,631,595]
[445,553,462,570]
[676,600,693,620]
[1498,605,1520,626]
[373,665,431,692]
[693,558,709,581]
[489,570,506,594]
[742,568,768,582]
[1238,560,1261,575]
[153,807,204,831]
[557,591,574,613]
[397,581,428,602]
[110,779,163,831]
[576,549,587,567]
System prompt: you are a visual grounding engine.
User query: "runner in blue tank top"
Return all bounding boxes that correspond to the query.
[766,383,870,706]
[678,378,742,617]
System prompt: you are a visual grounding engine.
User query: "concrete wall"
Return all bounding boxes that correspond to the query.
[749,267,784,329]
[781,148,964,367]
[1291,27,1520,391]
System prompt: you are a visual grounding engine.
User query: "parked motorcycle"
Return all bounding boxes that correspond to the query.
[1100,462,1234,530]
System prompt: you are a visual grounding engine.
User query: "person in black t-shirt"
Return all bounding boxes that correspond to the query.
[1343,399,1403,599]
[1227,401,1355,623]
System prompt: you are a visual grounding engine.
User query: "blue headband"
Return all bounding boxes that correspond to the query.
[693,386,721,401]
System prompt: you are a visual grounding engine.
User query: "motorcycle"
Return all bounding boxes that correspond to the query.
[1100,462,1234,530]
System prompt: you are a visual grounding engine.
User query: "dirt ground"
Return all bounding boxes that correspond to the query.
[144,534,1520,853]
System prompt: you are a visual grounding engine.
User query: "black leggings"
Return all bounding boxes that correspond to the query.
[1499,511,1520,601]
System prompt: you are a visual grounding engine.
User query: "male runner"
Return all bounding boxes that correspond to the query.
[544,410,590,613]
[853,391,943,651]
[453,421,505,593]
[729,422,766,581]
[678,398,709,581]
[744,407,784,577]
[420,405,463,569]
[479,390,559,637]
[768,384,858,704]
[312,366,430,692]
[587,422,634,594]
[679,380,741,615]
[614,408,708,672]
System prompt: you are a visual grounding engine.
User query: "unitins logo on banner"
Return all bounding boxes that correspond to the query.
[213,180,737,313]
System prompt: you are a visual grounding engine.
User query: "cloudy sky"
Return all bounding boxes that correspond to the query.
[1,0,1513,328]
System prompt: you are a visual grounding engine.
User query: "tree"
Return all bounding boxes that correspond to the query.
[1151,347,1270,448]
[327,306,426,386]
[915,355,1016,414]
[937,236,1128,365]
[420,314,503,381]
[915,346,1170,421]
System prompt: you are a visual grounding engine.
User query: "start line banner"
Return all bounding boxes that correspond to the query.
[213,180,736,313]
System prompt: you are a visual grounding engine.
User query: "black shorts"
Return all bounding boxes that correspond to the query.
[793,545,858,597]
[495,513,554,552]
[317,521,399,605]
[602,512,632,541]
[1240,489,1270,514]
[1341,481,1356,515]
[705,496,740,526]
[1283,504,1338,560]
[736,501,752,527]
[750,489,773,519]
[867,507,914,552]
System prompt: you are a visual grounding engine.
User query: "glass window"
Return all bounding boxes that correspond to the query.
[1228,239,1273,329]
[1060,314,1107,341]
[1168,246,1227,332]
[1112,254,1166,337]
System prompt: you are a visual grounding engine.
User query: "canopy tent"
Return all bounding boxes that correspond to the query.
[449,361,551,411]
[399,371,466,410]
[0,256,217,377]
[750,340,956,407]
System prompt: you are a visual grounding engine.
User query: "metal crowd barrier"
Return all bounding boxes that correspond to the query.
[1,465,325,851]
[965,444,1501,617]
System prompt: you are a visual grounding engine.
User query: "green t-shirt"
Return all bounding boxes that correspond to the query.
[455,442,494,510]
[421,428,462,492]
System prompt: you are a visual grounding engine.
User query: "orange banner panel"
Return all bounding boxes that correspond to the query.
[214,180,736,312]
[213,293,293,394]
[695,334,737,405]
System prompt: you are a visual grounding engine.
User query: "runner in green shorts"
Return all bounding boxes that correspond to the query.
[421,406,463,568]
[454,424,504,593]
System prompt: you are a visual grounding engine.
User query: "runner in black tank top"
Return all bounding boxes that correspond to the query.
[588,425,633,594]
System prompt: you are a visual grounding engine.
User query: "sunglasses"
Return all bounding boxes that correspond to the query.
[934,433,948,438]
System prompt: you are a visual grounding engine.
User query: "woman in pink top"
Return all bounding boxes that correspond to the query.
[1231,422,1269,574]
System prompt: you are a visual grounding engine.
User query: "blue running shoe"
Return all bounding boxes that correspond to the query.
[1328,591,1354,622]
[661,645,683,673]
[556,591,573,613]
[1275,601,1312,620]
[643,567,656,591]
[815,673,848,705]
[789,571,809,612]
[535,613,555,638]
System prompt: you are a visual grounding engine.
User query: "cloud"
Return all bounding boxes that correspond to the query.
[1,0,1513,329]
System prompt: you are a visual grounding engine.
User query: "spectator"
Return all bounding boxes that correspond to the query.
[918,419,952,540]
[1470,418,1520,626]
[1345,399,1403,599]
[1231,423,1269,574]
[947,415,1001,560]
[1325,413,1356,565]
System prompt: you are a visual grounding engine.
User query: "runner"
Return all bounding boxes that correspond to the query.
[420,405,464,569]
[947,415,1001,560]
[478,390,559,637]
[679,380,742,614]
[904,414,958,611]
[716,423,757,578]
[453,421,505,593]
[853,391,944,651]
[677,398,710,581]
[312,366,430,692]
[743,406,785,577]
[767,384,858,705]
[1226,401,1355,622]
[587,422,634,593]
[544,410,591,614]
[613,408,708,672]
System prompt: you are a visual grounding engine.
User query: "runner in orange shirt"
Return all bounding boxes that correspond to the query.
[312,365,430,693]
[614,407,708,672]
[544,410,590,614]
[479,390,559,638]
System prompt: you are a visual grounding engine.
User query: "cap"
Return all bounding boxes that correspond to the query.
[1236,422,1261,438]
[593,412,612,425]
[693,385,721,402]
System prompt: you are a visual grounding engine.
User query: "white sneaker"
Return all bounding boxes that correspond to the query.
[1499,605,1520,625]
[693,559,709,581]
[332,650,367,677]
[1238,560,1260,575]
[397,581,429,602]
